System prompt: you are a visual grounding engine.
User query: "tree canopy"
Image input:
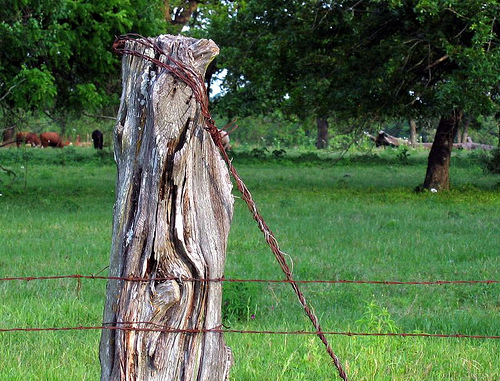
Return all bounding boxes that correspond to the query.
[0,0,167,121]
[208,1,500,123]
[1,0,499,189]
[4,0,497,128]
[204,0,500,189]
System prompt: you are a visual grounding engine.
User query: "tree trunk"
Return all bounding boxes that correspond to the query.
[99,35,234,381]
[408,119,417,147]
[316,116,328,149]
[423,110,462,191]
[2,125,15,145]
[498,114,500,150]
[460,116,471,144]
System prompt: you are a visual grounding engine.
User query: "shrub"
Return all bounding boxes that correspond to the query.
[272,149,287,158]
[482,148,500,174]
[250,147,269,158]
[396,146,411,164]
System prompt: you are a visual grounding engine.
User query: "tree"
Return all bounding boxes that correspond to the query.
[206,0,348,149]
[0,0,167,137]
[0,1,232,138]
[332,1,500,190]
[409,119,418,147]
[423,109,462,190]
[206,1,500,189]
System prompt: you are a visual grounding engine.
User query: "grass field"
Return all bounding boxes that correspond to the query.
[0,146,499,380]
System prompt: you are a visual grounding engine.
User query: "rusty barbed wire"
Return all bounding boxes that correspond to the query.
[113,33,349,380]
[1,322,499,340]
[1,274,499,285]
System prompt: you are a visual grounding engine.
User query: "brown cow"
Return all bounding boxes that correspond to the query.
[15,132,27,147]
[16,132,41,147]
[25,133,41,147]
[40,132,68,148]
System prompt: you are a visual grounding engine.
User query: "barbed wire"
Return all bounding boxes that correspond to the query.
[1,274,499,285]
[1,323,498,340]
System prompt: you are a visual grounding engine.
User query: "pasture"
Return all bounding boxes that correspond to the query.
[0,146,499,380]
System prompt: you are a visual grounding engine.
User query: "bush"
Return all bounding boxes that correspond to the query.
[250,147,269,158]
[481,148,500,174]
[272,149,287,158]
[396,146,411,164]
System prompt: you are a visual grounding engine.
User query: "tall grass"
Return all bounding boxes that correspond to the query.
[0,147,499,380]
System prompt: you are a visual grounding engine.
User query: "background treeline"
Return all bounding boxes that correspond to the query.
[1,1,500,187]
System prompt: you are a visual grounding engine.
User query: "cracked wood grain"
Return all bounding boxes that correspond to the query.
[100,35,233,381]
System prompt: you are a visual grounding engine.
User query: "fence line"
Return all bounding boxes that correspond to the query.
[0,274,498,285]
[1,323,499,340]
[1,274,497,340]
[2,274,497,338]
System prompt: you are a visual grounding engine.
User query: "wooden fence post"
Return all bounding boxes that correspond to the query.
[99,35,234,381]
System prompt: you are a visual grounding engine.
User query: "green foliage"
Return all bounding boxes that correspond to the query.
[208,0,343,119]
[482,148,500,174]
[396,146,411,164]
[295,151,321,163]
[272,149,287,158]
[249,147,269,158]
[215,111,315,149]
[207,0,500,128]
[0,0,167,118]
[73,84,104,112]
[356,300,399,333]
[11,65,57,110]
[222,282,259,324]
[471,115,500,146]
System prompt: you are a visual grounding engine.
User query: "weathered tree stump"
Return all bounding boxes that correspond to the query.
[99,35,234,381]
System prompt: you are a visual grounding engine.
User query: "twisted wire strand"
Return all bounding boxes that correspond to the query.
[1,323,499,340]
[1,274,498,285]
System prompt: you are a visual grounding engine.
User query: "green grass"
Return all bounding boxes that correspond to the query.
[0,146,499,380]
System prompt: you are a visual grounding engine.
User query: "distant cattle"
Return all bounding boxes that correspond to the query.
[91,129,103,149]
[40,132,68,148]
[16,132,41,147]
[26,133,41,147]
[15,132,27,147]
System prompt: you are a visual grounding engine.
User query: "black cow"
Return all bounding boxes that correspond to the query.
[91,129,104,149]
